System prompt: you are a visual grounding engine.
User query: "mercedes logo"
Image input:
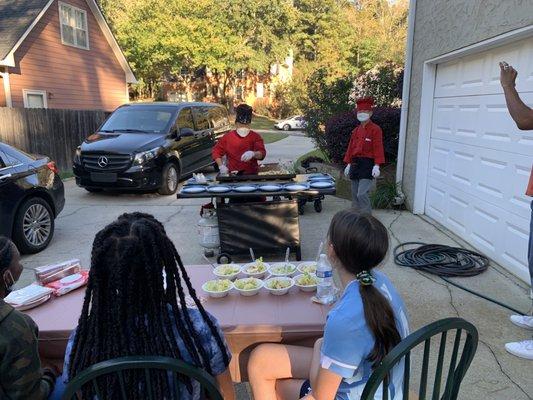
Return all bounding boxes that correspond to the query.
[97,156,109,168]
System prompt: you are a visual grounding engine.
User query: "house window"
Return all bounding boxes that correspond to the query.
[59,2,89,49]
[23,90,47,108]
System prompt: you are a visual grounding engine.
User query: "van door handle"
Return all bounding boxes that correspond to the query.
[0,174,12,180]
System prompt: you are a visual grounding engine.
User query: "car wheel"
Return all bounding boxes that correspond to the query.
[158,162,180,195]
[13,197,55,254]
[283,124,291,131]
[85,188,103,193]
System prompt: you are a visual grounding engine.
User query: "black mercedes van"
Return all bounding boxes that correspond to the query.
[73,102,231,195]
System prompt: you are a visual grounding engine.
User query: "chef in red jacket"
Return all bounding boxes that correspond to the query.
[343,97,385,214]
[213,104,266,175]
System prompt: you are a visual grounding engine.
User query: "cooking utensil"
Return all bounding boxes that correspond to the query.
[249,248,256,262]
[285,247,290,263]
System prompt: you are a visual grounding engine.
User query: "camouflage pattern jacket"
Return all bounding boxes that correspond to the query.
[0,299,52,399]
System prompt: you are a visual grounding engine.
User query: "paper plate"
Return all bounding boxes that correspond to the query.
[259,184,283,192]
[284,183,308,192]
[308,175,332,182]
[310,180,334,189]
[234,185,258,193]
[182,186,207,194]
[207,185,232,193]
[14,294,51,311]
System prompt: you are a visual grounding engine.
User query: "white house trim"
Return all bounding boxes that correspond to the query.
[0,67,12,107]
[0,0,136,83]
[412,24,533,215]
[0,0,55,67]
[23,89,48,108]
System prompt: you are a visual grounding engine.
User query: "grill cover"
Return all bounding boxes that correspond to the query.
[217,200,300,257]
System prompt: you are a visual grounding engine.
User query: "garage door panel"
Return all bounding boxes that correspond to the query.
[432,95,533,155]
[425,177,529,282]
[435,37,533,97]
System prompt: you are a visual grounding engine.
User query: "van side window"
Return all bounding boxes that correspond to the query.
[177,108,195,130]
[208,106,229,129]
[0,152,6,169]
[193,107,210,130]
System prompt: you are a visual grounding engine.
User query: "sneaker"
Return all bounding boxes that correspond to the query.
[505,340,533,360]
[510,315,533,330]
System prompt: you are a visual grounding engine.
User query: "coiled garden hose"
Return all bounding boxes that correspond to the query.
[394,242,527,316]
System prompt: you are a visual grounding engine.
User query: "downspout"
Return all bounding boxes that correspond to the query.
[394,0,417,205]
[0,67,13,108]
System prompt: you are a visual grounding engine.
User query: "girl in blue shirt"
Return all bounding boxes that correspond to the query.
[248,210,409,400]
[50,213,235,400]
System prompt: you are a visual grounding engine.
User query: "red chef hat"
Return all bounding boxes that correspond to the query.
[356,97,374,112]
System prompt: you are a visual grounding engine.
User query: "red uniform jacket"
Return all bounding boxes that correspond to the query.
[212,130,266,174]
[343,121,385,165]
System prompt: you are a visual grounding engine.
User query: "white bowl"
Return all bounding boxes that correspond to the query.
[234,278,263,296]
[264,277,294,296]
[294,273,318,292]
[297,262,317,275]
[242,261,270,279]
[269,262,297,277]
[213,264,242,280]
[202,280,234,298]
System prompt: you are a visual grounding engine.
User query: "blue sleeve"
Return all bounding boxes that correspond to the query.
[48,329,76,400]
[321,314,367,379]
[203,313,232,376]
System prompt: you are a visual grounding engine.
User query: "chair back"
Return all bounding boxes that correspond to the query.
[361,317,478,400]
[61,355,223,400]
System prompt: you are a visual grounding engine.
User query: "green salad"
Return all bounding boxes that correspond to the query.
[216,264,240,276]
[297,273,318,286]
[204,279,232,292]
[266,278,292,290]
[235,278,261,290]
[271,264,296,275]
[245,257,267,274]
[299,264,317,274]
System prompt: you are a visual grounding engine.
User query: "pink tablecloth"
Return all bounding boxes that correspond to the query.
[25,265,329,382]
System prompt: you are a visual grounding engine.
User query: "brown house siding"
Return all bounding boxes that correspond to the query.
[8,0,127,111]
[0,76,5,107]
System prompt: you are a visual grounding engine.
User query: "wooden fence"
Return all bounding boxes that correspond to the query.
[0,107,110,171]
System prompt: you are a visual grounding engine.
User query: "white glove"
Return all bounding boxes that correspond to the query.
[241,151,255,162]
[219,165,229,175]
[344,164,351,177]
[372,165,380,178]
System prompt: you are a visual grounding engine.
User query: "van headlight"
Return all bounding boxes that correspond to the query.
[74,147,81,164]
[133,147,161,165]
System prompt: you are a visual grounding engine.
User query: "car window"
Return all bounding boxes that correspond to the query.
[193,107,210,130]
[1,144,33,165]
[177,108,195,130]
[208,106,229,129]
[100,107,174,133]
[0,151,6,169]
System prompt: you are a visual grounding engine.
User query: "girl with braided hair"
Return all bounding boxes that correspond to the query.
[248,210,410,400]
[0,236,57,399]
[50,213,234,400]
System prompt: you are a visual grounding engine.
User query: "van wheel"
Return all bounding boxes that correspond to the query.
[158,163,180,195]
[13,197,55,254]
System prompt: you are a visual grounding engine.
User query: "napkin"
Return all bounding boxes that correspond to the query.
[5,284,53,306]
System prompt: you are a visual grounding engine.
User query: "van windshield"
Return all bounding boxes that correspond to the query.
[100,107,175,133]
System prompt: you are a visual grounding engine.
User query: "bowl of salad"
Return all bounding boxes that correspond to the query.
[202,279,233,298]
[213,264,241,280]
[297,262,317,275]
[242,258,270,279]
[269,263,297,277]
[234,278,263,297]
[294,273,318,292]
[264,276,294,296]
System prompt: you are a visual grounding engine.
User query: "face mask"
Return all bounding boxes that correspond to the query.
[357,112,370,122]
[3,270,16,294]
[236,128,250,137]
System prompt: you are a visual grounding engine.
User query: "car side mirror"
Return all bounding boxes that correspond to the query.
[180,127,195,138]
[169,130,179,140]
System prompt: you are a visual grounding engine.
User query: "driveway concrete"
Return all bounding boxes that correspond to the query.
[16,135,533,399]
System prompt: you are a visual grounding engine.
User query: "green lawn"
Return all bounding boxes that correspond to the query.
[259,131,288,144]
[59,170,75,180]
[251,115,277,130]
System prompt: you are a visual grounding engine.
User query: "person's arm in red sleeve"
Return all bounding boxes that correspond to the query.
[212,135,227,167]
[252,133,266,160]
[343,131,356,164]
[372,125,385,165]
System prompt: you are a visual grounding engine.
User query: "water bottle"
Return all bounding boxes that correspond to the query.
[316,254,335,304]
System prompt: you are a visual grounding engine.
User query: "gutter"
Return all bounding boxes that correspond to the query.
[394,0,417,205]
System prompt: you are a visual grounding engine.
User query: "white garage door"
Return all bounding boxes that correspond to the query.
[425,37,533,282]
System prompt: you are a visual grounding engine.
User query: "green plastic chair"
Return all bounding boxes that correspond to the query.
[361,317,478,400]
[61,356,223,400]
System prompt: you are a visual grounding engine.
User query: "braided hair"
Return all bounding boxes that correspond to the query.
[69,213,229,399]
[0,237,14,273]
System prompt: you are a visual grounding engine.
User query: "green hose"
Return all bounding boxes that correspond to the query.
[394,242,528,316]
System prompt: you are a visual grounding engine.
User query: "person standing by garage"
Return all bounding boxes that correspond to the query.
[343,97,385,214]
[212,104,266,175]
[500,61,533,361]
